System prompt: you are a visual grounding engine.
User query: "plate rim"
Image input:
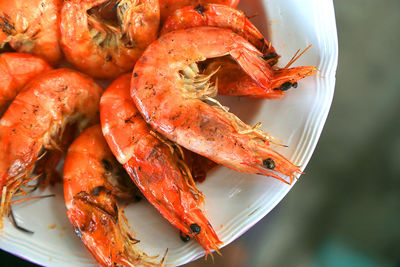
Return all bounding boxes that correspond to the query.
[0,0,338,266]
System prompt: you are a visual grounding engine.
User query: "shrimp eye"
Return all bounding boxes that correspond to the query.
[190,223,201,235]
[279,82,293,91]
[263,158,275,170]
[102,159,113,171]
[180,231,191,242]
[292,82,298,88]
[262,52,278,61]
[194,4,206,16]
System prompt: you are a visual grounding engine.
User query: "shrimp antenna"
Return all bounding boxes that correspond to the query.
[284,44,313,68]
[10,194,55,205]
[9,208,34,234]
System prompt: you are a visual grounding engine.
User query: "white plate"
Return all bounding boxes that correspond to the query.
[0,0,338,266]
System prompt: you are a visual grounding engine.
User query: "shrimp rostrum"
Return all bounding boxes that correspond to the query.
[0,69,102,227]
[131,27,301,184]
[64,125,160,267]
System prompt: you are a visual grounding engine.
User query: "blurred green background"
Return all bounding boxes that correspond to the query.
[1,0,399,266]
[188,0,400,266]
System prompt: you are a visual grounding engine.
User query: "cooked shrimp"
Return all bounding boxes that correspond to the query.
[161,4,276,58]
[161,4,316,98]
[60,0,159,79]
[0,53,52,116]
[0,69,102,228]
[101,74,222,254]
[0,0,62,66]
[64,125,159,267]
[131,27,302,184]
[160,0,239,23]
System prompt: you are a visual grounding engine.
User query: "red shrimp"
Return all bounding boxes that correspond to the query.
[101,74,222,255]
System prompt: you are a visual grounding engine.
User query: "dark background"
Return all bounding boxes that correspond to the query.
[2,0,400,266]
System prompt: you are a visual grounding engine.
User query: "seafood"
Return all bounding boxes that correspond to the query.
[160,0,239,22]
[101,74,221,254]
[60,0,160,79]
[64,125,159,267]
[161,4,316,98]
[0,0,62,66]
[161,4,276,58]
[131,27,301,184]
[0,69,102,227]
[0,53,52,116]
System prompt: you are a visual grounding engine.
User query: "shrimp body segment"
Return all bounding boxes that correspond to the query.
[0,69,102,226]
[0,53,52,116]
[60,0,160,79]
[101,74,221,254]
[0,0,62,65]
[64,125,158,267]
[131,27,301,183]
[160,0,239,22]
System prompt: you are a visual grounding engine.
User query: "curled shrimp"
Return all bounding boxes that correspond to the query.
[161,4,316,98]
[131,27,302,184]
[0,53,52,116]
[160,0,239,23]
[0,0,62,66]
[101,74,221,254]
[161,4,276,58]
[60,0,160,79]
[0,69,103,227]
[64,125,160,267]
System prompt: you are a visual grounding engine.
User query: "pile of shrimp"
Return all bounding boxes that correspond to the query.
[0,0,317,266]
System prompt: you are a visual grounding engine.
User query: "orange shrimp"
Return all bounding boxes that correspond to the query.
[0,53,52,116]
[131,27,302,184]
[161,4,276,58]
[64,125,159,267]
[160,4,316,98]
[160,0,239,23]
[101,74,222,255]
[0,0,62,66]
[0,69,103,228]
[60,0,160,79]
